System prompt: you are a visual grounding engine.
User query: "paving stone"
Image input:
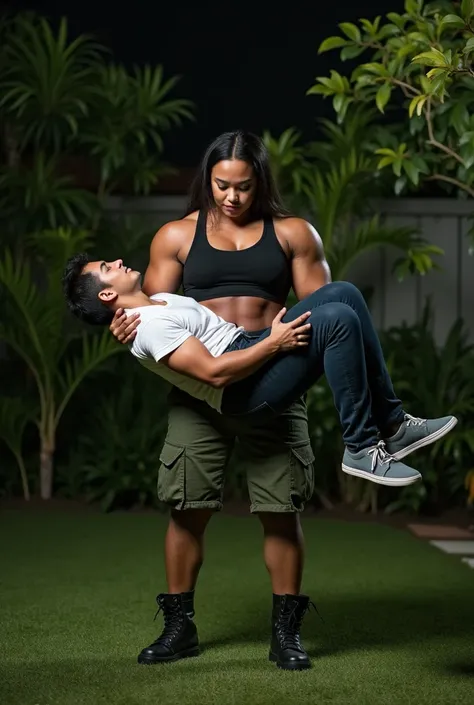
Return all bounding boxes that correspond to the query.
[408,524,473,539]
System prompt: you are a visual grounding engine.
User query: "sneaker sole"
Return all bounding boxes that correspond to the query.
[341,464,421,487]
[390,416,458,460]
[269,651,311,670]
[137,646,200,665]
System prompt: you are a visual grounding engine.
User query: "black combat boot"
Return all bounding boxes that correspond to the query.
[269,593,312,670]
[137,591,199,664]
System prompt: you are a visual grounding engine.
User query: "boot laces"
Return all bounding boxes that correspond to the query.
[405,413,425,427]
[367,440,393,472]
[152,596,183,647]
[277,599,321,650]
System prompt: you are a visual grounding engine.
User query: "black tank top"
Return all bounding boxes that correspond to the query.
[182,210,292,303]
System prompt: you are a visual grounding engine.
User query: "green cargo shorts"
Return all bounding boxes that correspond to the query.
[157,388,315,513]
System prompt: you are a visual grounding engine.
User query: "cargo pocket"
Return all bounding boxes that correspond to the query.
[157,442,186,509]
[289,443,315,509]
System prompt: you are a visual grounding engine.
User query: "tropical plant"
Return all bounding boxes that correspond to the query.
[263,127,312,213]
[0,397,37,500]
[57,360,170,511]
[92,214,156,271]
[0,12,194,237]
[0,229,125,499]
[263,113,443,282]
[311,0,474,201]
[0,11,194,503]
[0,13,103,158]
[81,64,194,204]
[0,153,97,239]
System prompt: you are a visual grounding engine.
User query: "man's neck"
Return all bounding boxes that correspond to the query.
[119,291,166,310]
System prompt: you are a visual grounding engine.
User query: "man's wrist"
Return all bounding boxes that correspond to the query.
[261,335,279,356]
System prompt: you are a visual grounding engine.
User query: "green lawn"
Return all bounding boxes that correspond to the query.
[1,508,473,705]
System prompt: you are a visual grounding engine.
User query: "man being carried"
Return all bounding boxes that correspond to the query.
[63,253,457,488]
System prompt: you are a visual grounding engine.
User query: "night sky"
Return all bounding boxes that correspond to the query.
[5,0,405,166]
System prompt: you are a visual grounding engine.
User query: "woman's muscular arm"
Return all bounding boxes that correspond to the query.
[109,219,193,343]
[276,218,331,300]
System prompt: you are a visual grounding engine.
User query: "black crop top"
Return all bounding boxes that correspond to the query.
[182,210,292,303]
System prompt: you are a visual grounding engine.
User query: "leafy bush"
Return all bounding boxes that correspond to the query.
[380,302,474,513]
[56,359,170,511]
[311,0,474,202]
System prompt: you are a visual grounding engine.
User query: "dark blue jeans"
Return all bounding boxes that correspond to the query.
[220,281,404,452]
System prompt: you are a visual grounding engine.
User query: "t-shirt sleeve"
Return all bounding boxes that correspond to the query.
[138,317,193,362]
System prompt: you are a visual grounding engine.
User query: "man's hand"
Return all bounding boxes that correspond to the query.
[268,309,312,352]
[109,308,141,344]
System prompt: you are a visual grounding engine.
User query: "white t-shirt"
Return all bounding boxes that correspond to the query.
[127,294,244,411]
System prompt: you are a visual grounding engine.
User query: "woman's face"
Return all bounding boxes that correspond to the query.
[210,159,256,219]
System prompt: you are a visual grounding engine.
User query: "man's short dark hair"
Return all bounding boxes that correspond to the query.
[62,253,113,325]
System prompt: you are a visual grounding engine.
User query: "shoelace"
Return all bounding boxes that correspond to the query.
[405,413,426,427]
[277,600,322,650]
[152,598,183,646]
[367,440,393,473]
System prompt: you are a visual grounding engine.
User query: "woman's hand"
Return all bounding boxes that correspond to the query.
[269,308,312,352]
[109,308,141,344]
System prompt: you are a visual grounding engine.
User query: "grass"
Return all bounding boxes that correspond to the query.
[1,508,473,705]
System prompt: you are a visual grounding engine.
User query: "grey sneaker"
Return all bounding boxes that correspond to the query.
[342,441,421,487]
[385,413,457,460]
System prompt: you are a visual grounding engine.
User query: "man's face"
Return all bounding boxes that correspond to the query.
[83,259,141,301]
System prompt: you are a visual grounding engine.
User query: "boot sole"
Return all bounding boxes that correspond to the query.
[137,646,200,665]
[269,652,311,670]
[390,417,458,460]
[341,464,421,486]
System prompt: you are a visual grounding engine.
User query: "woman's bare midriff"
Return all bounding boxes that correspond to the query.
[201,296,283,331]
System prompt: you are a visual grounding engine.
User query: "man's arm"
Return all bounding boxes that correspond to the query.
[277,217,331,300]
[163,336,280,388]
[142,310,311,389]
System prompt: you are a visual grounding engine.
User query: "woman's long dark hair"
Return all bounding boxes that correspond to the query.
[184,130,292,220]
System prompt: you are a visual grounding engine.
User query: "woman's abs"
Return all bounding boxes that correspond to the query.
[201,296,283,331]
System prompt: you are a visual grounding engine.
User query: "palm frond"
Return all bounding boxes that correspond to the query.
[0,15,104,152]
[0,250,45,357]
[0,396,38,452]
[55,329,125,425]
[328,215,442,280]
